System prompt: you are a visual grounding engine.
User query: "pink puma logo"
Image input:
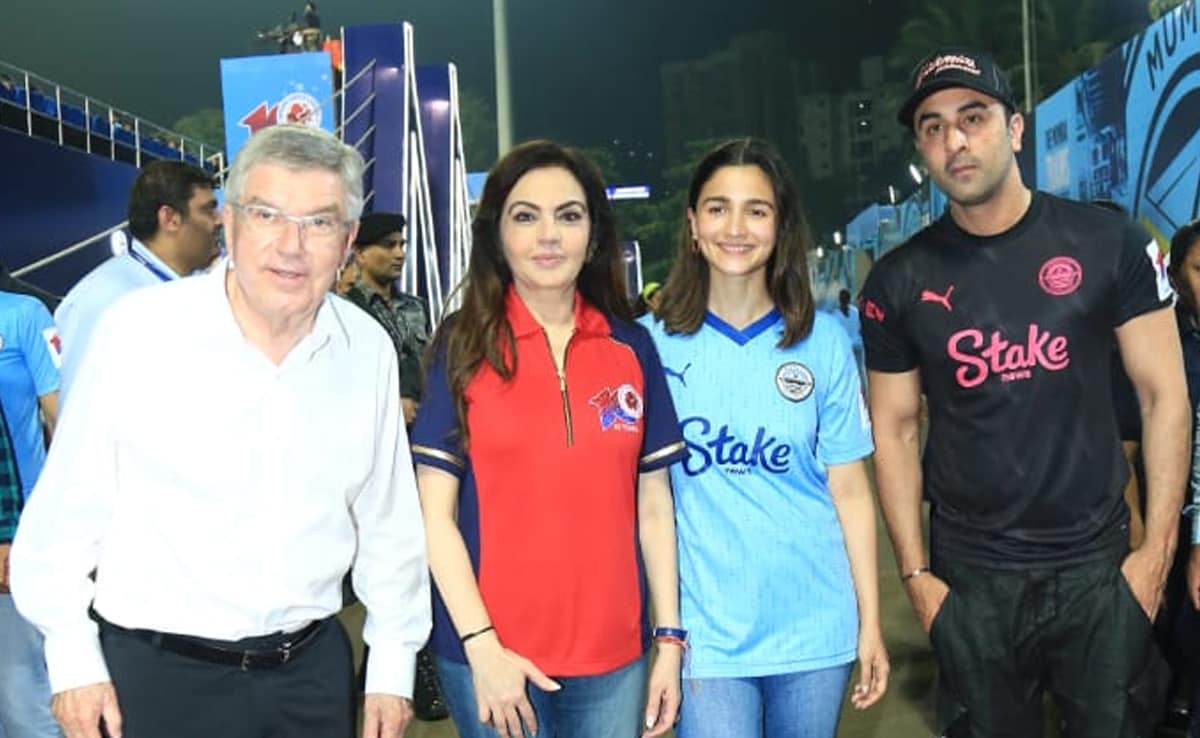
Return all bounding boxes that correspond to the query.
[920,285,955,312]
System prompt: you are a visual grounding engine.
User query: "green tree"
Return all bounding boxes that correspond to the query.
[1149,0,1186,19]
[889,0,1132,110]
[171,108,225,150]
[457,88,497,172]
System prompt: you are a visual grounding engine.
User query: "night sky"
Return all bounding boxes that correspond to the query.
[1,0,904,154]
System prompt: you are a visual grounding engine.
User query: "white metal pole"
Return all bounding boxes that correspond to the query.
[494,0,513,155]
[1022,0,1033,112]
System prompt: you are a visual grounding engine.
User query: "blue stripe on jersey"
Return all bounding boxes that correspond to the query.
[641,310,873,677]
[702,308,782,346]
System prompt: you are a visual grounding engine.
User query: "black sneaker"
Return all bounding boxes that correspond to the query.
[413,646,449,721]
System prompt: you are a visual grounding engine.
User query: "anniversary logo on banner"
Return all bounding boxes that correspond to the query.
[219,52,335,165]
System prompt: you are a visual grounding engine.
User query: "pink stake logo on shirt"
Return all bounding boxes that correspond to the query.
[948,323,1070,388]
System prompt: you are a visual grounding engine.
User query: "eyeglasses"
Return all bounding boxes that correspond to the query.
[230,201,349,243]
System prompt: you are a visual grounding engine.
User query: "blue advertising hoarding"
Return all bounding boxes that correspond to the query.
[417,65,453,294]
[1036,2,1200,244]
[219,52,334,165]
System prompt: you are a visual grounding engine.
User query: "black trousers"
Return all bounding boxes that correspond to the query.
[931,555,1167,738]
[100,618,354,738]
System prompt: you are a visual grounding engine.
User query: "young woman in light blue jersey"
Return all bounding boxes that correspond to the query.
[640,138,888,737]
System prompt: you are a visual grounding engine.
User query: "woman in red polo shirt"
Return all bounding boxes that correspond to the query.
[411,140,687,738]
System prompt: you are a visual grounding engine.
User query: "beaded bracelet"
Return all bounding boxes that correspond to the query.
[900,566,930,582]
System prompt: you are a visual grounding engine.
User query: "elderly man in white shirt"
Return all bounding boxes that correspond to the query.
[11,124,430,738]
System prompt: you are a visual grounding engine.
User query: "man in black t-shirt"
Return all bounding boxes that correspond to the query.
[863,47,1190,737]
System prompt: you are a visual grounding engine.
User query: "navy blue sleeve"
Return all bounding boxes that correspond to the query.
[409,335,466,477]
[623,322,686,472]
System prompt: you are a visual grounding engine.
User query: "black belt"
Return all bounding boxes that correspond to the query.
[98,615,326,671]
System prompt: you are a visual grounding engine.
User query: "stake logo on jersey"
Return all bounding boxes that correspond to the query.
[775,362,814,402]
[588,384,643,432]
[948,323,1070,388]
[680,417,791,477]
[1038,256,1083,296]
[1145,240,1173,301]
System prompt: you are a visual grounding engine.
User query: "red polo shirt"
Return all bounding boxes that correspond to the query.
[412,288,685,675]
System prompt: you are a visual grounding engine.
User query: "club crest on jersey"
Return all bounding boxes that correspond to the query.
[775,362,814,402]
[1038,256,1083,296]
[589,384,643,432]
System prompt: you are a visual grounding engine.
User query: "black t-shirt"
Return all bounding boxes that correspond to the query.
[861,192,1171,567]
[1111,352,1141,443]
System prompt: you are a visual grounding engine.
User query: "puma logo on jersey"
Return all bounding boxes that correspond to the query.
[920,285,955,312]
[663,362,693,387]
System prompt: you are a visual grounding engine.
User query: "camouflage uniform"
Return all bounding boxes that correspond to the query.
[343,281,430,400]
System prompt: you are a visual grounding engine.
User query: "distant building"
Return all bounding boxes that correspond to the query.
[660,43,907,219]
[660,32,798,168]
[793,57,907,211]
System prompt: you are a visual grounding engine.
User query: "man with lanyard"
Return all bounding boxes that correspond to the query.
[55,160,218,400]
[342,212,446,721]
[343,212,431,425]
[0,287,62,738]
[862,47,1190,736]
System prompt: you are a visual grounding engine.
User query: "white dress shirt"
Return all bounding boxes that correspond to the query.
[12,261,430,697]
[55,240,181,402]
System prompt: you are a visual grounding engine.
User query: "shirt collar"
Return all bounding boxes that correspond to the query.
[128,239,182,280]
[350,278,396,306]
[208,259,350,357]
[505,285,611,339]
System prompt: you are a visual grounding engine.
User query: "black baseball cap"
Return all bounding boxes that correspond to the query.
[354,212,406,247]
[897,48,1017,128]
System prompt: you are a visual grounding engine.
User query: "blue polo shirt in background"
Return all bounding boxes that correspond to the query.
[0,291,61,499]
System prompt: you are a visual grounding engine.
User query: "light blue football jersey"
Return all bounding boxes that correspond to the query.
[641,308,873,677]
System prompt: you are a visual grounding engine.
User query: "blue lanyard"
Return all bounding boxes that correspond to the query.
[127,247,176,283]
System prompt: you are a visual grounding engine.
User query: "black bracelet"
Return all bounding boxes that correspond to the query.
[459,625,495,644]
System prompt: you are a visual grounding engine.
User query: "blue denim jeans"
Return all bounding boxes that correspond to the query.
[435,654,647,738]
[676,663,852,738]
[0,594,62,738]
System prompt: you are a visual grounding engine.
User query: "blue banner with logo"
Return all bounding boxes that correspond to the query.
[1035,2,1200,245]
[219,52,334,165]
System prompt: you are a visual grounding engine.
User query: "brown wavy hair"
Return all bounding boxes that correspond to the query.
[655,138,815,347]
[433,140,632,440]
